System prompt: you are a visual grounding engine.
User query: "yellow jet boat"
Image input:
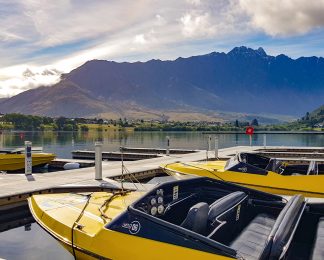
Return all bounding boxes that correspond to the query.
[161,153,324,198]
[0,148,56,171]
[28,177,324,259]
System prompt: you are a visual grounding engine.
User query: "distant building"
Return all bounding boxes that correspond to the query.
[314,123,324,128]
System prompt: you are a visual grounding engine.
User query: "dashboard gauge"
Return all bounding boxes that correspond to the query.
[150,197,157,205]
[157,196,163,204]
[157,205,165,214]
[150,206,157,216]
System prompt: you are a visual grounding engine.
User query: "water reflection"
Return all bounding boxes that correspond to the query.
[0,131,323,158]
[0,222,73,260]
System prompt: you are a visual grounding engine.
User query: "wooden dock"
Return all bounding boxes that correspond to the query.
[0,146,254,206]
[72,150,160,160]
[71,147,197,160]
[121,147,197,154]
[1,145,323,207]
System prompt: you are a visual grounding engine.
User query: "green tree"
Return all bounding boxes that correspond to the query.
[251,118,259,126]
[56,117,67,130]
[80,125,89,132]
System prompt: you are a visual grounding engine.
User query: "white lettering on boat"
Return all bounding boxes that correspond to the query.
[122,221,141,234]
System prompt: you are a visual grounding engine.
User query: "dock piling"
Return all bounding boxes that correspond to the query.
[24,141,32,175]
[263,134,267,148]
[95,142,102,180]
[208,135,212,151]
[215,136,219,159]
[166,136,170,156]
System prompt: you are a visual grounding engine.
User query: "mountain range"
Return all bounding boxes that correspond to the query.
[0,46,323,122]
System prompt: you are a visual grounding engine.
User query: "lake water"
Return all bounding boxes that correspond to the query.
[1,131,324,158]
[0,131,324,260]
[0,223,73,260]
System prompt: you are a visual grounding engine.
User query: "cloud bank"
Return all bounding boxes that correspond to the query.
[240,0,324,36]
[1,0,324,97]
[0,66,61,97]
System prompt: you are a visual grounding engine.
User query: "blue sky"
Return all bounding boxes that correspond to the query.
[1,0,324,97]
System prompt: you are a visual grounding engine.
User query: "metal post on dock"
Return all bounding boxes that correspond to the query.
[263,134,267,148]
[25,141,32,175]
[166,136,170,156]
[95,142,102,180]
[206,135,211,161]
[215,136,219,159]
[208,135,212,151]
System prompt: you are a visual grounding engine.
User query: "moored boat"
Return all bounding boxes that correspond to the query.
[28,177,324,259]
[161,152,324,198]
[0,148,56,171]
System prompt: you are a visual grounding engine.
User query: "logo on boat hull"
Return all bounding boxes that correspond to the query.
[122,221,141,234]
[238,167,247,172]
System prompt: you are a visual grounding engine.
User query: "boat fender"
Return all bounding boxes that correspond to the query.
[63,162,80,170]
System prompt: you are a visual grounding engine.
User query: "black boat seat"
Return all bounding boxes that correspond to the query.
[231,194,305,260]
[180,202,209,235]
[208,191,247,224]
[230,213,276,260]
[207,191,248,243]
[311,217,324,260]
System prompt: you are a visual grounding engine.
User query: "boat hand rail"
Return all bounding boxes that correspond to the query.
[164,193,197,214]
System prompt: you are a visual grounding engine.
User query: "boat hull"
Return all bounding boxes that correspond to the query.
[28,192,234,260]
[0,153,56,171]
[162,161,324,198]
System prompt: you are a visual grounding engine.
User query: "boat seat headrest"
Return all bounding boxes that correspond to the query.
[208,191,247,222]
[180,202,209,235]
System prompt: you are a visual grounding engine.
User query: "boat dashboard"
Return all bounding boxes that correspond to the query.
[130,177,282,225]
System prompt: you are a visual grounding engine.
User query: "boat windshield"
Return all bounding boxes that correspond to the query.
[268,159,324,175]
[0,148,23,154]
[224,153,269,175]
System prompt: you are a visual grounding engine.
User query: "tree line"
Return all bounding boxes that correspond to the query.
[0,114,78,131]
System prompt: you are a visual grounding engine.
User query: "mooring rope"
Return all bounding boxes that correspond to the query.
[71,193,93,260]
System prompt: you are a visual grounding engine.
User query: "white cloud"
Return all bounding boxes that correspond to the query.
[0,0,248,97]
[134,34,148,44]
[0,66,61,98]
[155,14,167,26]
[186,0,202,6]
[180,0,249,38]
[180,12,214,37]
[1,0,324,98]
[239,0,324,36]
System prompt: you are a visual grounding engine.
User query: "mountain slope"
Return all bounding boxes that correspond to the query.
[0,81,113,117]
[1,46,323,119]
[63,47,324,115]
[0,98,8,104]
[309,105,324,123]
